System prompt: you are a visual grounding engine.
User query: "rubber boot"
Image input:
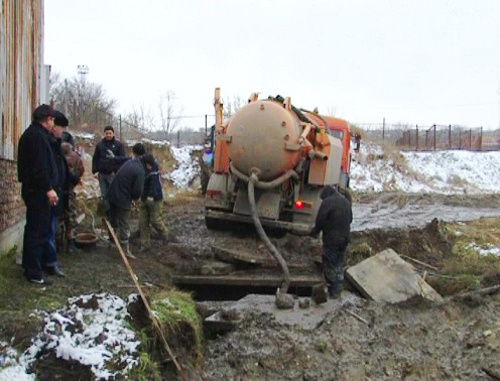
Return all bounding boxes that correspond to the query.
[123,242,136,259]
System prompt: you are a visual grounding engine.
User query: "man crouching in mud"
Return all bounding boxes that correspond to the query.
[310,186,353,299]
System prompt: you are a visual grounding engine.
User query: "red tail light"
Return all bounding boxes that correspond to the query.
[206,189,223,199]
[295,200,303,209]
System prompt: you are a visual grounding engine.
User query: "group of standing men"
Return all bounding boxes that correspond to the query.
[18,104,168,285]
[18,105,84,285]
[91,127,168,259]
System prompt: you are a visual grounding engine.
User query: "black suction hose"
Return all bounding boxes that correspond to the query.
[248,173,290,294]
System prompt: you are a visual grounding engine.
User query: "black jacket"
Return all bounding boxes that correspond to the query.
[92,137,126,175]
[17,122,58,193]
[108,158,146,210]
[141,161,163,201]
[311,187,353,248]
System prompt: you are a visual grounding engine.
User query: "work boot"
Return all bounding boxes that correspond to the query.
[328,285,342,299]
[46,265,66,278]
[124,243,136,259]
[68,239,77,254]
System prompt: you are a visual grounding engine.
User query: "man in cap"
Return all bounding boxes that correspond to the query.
[108,143,154,259]
[139,154,168,251]
[43,111,76,278]
[310,186,353,299]
[17,104,59,284]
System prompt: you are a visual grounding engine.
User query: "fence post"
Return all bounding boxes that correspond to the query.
[205,114,208,136]
[119,114,122,140]
[416,125,419,151]
[177,130,180,147]
[433,124,436,151]
[425,130,428,150]
[459,130,461,149]
[469,129,472,150]
[448,125,451,149]
[382,117,385,140]
[480,127,483,151]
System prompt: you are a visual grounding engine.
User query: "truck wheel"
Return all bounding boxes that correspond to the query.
[205,216,220,230]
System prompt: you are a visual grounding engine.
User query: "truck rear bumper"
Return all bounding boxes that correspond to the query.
[205,209,311,234]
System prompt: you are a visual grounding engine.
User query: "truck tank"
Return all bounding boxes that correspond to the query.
[205,89,350,234]
[226,100,302,181]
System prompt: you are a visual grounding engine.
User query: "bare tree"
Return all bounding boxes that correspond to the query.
[326,106,337,117]
[50,72,117,132]
[223,95,246,118]
[158,91,183,141]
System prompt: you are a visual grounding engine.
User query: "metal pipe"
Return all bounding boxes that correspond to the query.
[309,151,328,161]
[230,162,298,189]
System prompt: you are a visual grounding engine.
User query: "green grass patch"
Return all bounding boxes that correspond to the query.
[150,289,203,370]
[429,218,500,295]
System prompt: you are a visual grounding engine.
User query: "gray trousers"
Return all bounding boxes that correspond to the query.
[98,173,114,214]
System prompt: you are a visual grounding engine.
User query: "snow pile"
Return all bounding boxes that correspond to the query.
[0,341,34,381]
[5,293,140,380]
[466,242,500,257]
[350,142,500,194]
[165,145,202,189]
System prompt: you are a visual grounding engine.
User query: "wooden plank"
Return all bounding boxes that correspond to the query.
[172,273,323,287]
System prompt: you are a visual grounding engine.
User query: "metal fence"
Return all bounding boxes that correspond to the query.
[357,123,500,151]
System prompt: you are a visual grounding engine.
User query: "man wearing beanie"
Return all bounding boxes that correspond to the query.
[17,104,59,285]
[108,143,155,259]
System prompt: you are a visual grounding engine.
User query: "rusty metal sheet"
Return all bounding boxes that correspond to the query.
[0,0,44,160]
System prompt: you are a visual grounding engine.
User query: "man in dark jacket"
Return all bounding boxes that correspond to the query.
[108,143,154,258]
[45,111,76,278]
[310,186,353,298]
[139,158,168,251]
[17,104,59,284]
[92,126,126,214]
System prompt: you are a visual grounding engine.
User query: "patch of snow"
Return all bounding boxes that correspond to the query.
[165,145,203,188]
[19,293,140,380]
[74,132,94,140]
[466,242,500,257]
[350,142,500,194]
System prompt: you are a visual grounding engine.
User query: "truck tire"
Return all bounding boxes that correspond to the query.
[205,216,220,230]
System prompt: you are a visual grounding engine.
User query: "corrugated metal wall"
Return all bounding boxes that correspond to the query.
[0,0,44,160]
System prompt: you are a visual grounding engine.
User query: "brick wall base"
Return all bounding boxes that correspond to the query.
[0,158,25,257]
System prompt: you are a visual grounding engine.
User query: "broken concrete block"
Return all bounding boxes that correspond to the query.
[345,248,442,303]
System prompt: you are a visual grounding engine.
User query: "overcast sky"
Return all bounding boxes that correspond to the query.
[45,0,500,130]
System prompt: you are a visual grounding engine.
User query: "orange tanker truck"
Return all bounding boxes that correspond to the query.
[205,88,352,234]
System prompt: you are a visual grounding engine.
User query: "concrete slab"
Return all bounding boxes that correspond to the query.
[205,292,363,331]
[345,248,443,303]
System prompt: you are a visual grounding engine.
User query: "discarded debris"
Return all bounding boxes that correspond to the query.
[345,248,443,303]
[311,283,328,305]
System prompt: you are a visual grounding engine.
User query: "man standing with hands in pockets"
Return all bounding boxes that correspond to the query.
[17,104,59,285]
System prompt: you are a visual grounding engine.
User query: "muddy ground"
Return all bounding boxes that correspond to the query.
[1,193,499,380]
